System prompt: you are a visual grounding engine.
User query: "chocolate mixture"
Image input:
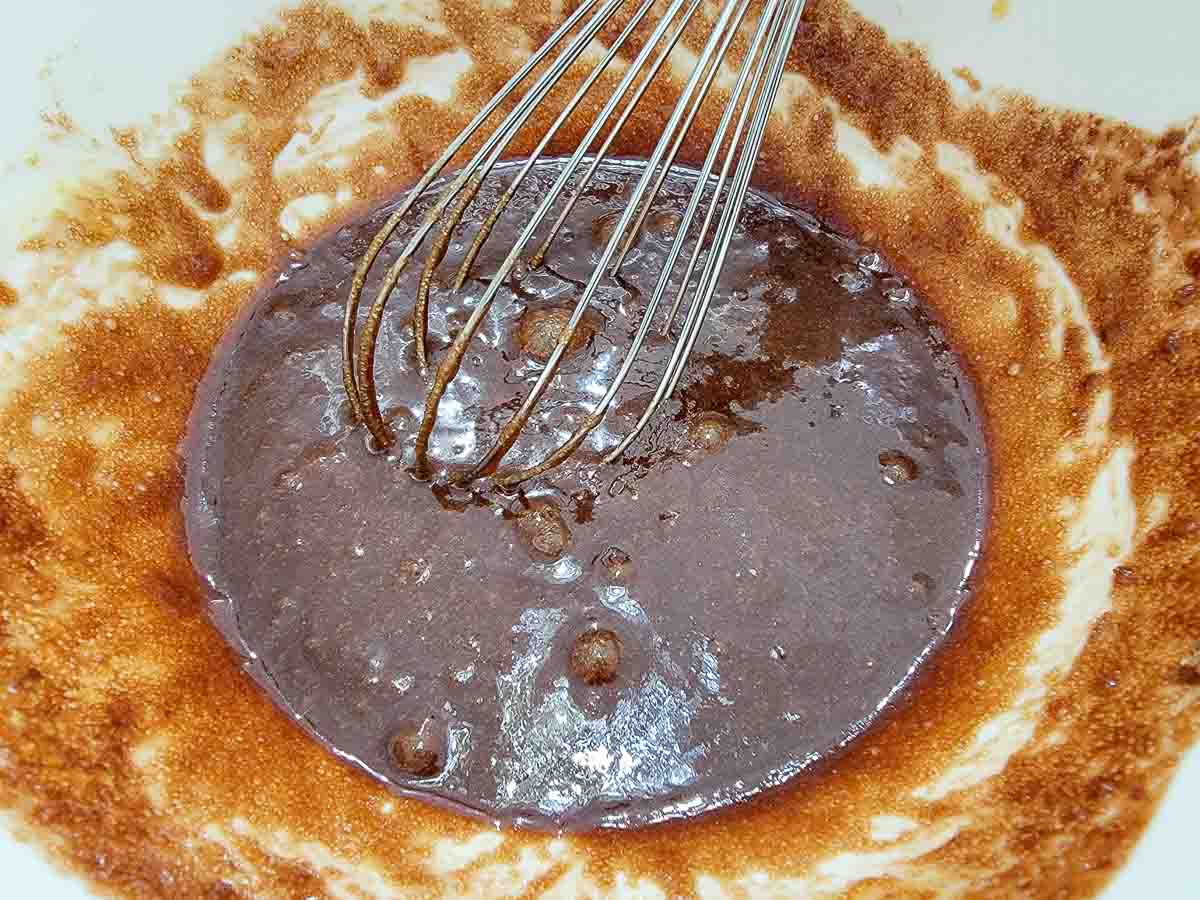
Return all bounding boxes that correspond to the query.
[184,158,986,830]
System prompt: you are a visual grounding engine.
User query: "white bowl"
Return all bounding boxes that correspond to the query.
[1,1,1196,896]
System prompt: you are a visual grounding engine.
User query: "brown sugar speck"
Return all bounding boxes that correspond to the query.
[1185,250,1200,280]
[645,209,682,240]
[591,210,622,246]
[1161,332,1181,359]
[0,280,17,307]
[388,720,445,778]
[170,131,232,213]
[953,66,983,92]
[572,488,595,524]
[570,628,622,685]
[879,450,920,484]
[1112,565,1138,586]
[687,411,736,453]
[164,246,225,290]
[515,501,571,560]
[597,546,633,582]
[41,108,76,134]
[517,307,596,361]
[1181,644,1200,684]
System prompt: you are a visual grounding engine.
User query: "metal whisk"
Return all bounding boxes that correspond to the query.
[342,0,808,485]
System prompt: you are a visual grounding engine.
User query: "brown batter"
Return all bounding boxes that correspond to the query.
[184,158,987,829]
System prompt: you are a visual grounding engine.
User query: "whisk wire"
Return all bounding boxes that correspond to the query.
[605,0,753,274]
[608,0,808,462]
[408,0,665,383]
[497,0,776,486]
[409,0,702,477]
[457,0,755,482]
[354,0,630,446]
[339,0,605,421]
[528,0,718,270]
[445,0,670,293]
[658,0,792,336]
[341,0,808,482]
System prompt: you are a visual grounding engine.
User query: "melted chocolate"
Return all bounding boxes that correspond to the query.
[184,159,987,830]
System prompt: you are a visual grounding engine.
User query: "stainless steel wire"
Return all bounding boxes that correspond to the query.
[341,0,808,483]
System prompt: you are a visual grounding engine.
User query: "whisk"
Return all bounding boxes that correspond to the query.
[341,0,808,485]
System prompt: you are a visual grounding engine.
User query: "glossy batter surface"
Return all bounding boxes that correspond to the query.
[184,159,987,829]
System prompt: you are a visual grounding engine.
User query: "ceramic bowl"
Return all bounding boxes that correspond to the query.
[0,1,1196,896]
